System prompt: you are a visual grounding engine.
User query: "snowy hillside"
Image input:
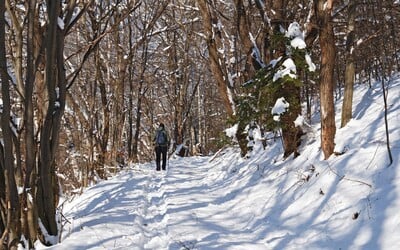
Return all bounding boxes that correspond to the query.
[38,78,400,250]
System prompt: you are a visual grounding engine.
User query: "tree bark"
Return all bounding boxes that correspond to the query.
[197,0,235,117]
[97,58,110,178]
[235,0,257,78]
[0,1,21,247]
[112,29,128,161]
[132,39,149,162]
[381,77,393,166]
[341,1,357,128]
[316,0,336,159]
[23,1,39,246]
[37,0,63,241]
[233,0,262,157]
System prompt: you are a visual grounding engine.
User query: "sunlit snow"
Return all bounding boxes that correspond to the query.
[37,77,400,250]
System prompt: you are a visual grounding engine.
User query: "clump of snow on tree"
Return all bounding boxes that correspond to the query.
[294,115,305,127]
[271,97,289,121]
[273,58,297,82]
[286,22,303,39]
[286,22,306,49]
[250,33,266,68]
[58,17,65,30]
[290,37,307,49]
[225,124,238,138]
[286,22,316,72]
[305,54,316,72]
[270,56,282,68]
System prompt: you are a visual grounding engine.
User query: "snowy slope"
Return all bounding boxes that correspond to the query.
[38,78,400,250]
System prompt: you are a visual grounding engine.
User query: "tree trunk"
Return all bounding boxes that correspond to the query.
[22,1,39,246]
[233,0,261,157]
[341,1,357,128]
[127,24,134,160]
[235,0,257,79]
[280,85,302,158]
[132,35,150,162]
[0,147,5,239]
[128,78,134,159]
[37,0,63,241]
[132,56,147,163]
[132,81,144,162]
[197,83,206,154]
[381,77,393,166]
[316,0,336,159]
[197,0,234,117]
[0,1,21,247]
[112,30,128,161]
[97,52,110,178]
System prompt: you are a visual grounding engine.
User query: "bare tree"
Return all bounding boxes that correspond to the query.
[1,0,98,246]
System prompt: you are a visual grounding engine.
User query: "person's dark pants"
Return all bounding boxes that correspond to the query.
[155,145,168,171]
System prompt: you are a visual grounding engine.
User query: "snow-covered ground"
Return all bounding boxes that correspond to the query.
[38,77,400,249]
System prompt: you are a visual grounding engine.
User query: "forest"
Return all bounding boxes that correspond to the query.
[0,0,398,249]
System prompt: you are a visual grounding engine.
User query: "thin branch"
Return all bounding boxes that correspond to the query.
[327,163,373,188]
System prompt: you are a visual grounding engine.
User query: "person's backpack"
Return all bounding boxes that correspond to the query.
[156,130,167,145]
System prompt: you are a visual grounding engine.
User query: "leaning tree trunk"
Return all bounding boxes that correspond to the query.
[316,0,336,159]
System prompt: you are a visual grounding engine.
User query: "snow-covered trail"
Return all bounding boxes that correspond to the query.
[48,148,280,250]
[54,165,172,249]
[48,156,230,250]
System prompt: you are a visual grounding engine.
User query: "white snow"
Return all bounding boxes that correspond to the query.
[287,21,316,72]
[294,114,305,127]
[290,37,307,49]
[17,186,24,195]
[58,17,65,30]
[225,123,238,138]
[38,220,59,247]
[305,53,316,72]
[270,56,282,68]
[273,58,297,82]
[272,97,290,121]
[286,22,303,39]
[37,77,400,250]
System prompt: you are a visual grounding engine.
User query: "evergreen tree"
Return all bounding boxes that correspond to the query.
[236,22,316,158]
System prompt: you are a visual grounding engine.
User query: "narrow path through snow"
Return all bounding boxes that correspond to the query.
[51,156,220,250]
[46,151,275,250]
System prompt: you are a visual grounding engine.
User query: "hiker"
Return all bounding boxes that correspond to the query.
[153,123,169,171]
